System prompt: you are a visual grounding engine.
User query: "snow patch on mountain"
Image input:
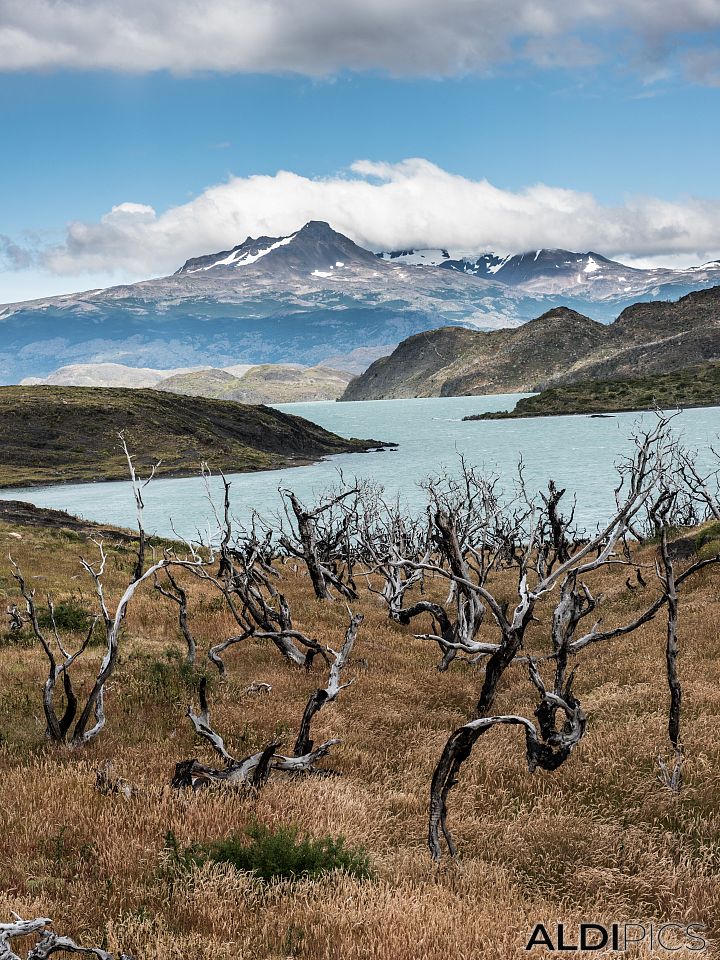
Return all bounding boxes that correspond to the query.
[375,248,452,266]
[186,234,297,273]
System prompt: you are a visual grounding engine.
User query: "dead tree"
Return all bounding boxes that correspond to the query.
[358,492,431,621]
[638,466,720,791]
[381,465,529,670]
[0,914,133,959]
[11,540,208,746]
[202,554,325,673]
[189,474,325,672]
[676,443,720,522]
[175,612,362,786]
[9,567,97,744]
[154,568,196,665]
[278,486,361,601]
[410,507,494,671]
[117,431,160,583]
[9,440,211,746]
[172,677,278,790]
[657,524,683,790]
[427,417,686,859]
[294,612,362,756]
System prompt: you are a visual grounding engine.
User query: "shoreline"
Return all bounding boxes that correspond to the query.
[464,399,720,422]
[0,442,396,493]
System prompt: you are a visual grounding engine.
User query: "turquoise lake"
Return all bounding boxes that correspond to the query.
[1,395,718,539]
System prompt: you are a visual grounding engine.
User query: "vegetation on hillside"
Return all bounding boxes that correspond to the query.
[466,361,720,420]
[0,386,385,488]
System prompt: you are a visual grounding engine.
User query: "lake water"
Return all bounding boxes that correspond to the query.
[1,395,719,539]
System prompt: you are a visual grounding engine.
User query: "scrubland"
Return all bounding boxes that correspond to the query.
[1,518,719,959]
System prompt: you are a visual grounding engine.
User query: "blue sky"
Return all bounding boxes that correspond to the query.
[1,0,720,301]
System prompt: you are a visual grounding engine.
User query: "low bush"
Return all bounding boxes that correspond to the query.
[165,824,374,884]
[37,596,93,633]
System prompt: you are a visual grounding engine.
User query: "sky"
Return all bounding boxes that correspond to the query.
[1,0,720,302]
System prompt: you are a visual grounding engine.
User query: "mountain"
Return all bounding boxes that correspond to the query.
[0,386,387,488]
[155,364,354,404]
[0,221,533,382]
[341,286,720,400]
[376,246,720,300]
[176,219,381,278]
[3,221,720,383]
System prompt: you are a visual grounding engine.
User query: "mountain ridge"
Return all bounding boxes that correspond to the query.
[376,245,720,300]
[3,221,720,382]
[341,286,720,400]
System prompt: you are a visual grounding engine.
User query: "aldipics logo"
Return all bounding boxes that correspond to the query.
[525,923,707,953]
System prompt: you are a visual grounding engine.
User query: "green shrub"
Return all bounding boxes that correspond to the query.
[37,597,93,633]
[166,824,373,884]
[205,824,373,882]
[694,522,720,561]
[150,647,199,688]
[0,629,34,649]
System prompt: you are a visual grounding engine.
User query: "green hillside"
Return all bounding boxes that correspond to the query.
[465,362,720,420]
[0,386,385,487]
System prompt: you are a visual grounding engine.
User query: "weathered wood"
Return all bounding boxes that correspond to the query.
[279,487,360,601]
[294,612,362,756]
[175,677,282,791]
[95,761,135,800]
[154,568,196,665]
[0,916,133,960]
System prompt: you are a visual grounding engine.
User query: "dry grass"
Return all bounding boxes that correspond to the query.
[1,520,720,958]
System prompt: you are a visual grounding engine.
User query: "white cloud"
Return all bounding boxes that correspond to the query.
[34,159,720,279]
[0,0,718,79]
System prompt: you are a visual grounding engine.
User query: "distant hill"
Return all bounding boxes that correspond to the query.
[342,286,720,400]
[465,362,720,420]
[0,386,386,488]
[20,362,208,388]
[22,360,356,402]
[155,364,354,404]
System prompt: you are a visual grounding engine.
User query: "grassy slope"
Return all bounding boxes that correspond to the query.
[467,361,720,420]
[1,511,719,958]
[0,386,383,488]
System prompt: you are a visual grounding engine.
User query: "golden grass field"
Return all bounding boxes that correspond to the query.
[1,516,719,959]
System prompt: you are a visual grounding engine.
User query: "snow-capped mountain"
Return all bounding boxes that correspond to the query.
[177,220,381,279]
[0,222,528,381]
[376,248,507,275]
[378,245,720,301]
[376,248,453,266]
[1,221,719,383]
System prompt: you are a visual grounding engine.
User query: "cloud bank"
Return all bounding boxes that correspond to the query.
[31,159,720,279]
[0,0,719,81]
